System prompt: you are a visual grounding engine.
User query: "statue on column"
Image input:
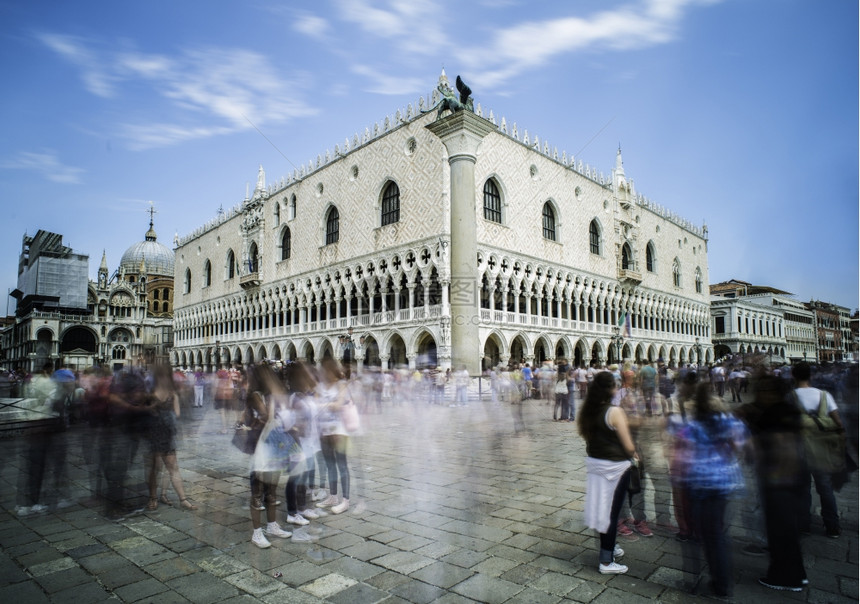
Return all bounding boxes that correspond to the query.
[425,74,474,119]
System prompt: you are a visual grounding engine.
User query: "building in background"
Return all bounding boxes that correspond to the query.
[2,218,174,373]
[710,280,789,364]
[172,71,713,373]
[806,300,851,363]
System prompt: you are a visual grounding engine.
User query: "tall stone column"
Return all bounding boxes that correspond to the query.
[428,111,495,375]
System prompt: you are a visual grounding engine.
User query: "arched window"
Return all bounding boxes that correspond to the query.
[589,220,601,255]
[281,227,291,260]
[483,179,502,223]
[203,259,212,287]
[153,289,160,300]
[163,288,169,300]
[112,346,126,360]
[184,269,191,294]
[646,241,656,272]
[621,243,632,270]
[381,181,400,226]
[673,258,681,287]
[542,202,556,241]
[153,301,160,312]
[695,267,703,293]
[248,243,259,273]
[289,194,297,220]
[226,249,235,279]
[325,207,339,245]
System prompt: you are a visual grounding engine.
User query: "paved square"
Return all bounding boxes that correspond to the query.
[0,395,856,602]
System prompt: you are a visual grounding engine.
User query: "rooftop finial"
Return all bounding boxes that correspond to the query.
[145,202,158,241]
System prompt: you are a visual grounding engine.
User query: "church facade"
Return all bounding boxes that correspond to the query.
[2,220,174,373]
[172,72,713,372]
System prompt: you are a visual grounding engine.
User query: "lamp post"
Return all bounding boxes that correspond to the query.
[695,337,701,366]
[215,340,221,371]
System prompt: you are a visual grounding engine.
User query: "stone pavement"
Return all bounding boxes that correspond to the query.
[0,395,856,603]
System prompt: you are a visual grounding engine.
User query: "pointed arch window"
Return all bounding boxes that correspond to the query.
[289,194,297,220]
[226,249,235,279]
[325,207,339,245]
[542,202,556,241]
[203,259,212,287]
[248,242,259,273]
[483,179,502,223]
[621,243,632,270]
[673,259,681,287]
[281,227,291,260]
[589,220,601,255]
[646,241,656,272]
[381,181,400,226]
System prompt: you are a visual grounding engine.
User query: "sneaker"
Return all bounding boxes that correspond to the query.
[250,497,265,511]
[290,528,319,543]
[15,505,31,517]
[299,508,320,519]
[312,489,327,502]
[758,577,802,592]
[826,529,841,539]
[675,532,691,542]
[252,529,271,549]
[617,521,634,537]
[264,522,292,539]
[351,500,367,515]
[30,503,48,514]
[331,499,350,514]
[613,544,624,559]
[286,514,309,526]
[316,494,339,508]
[633,520,653,537]
[599,562,628,574]
[56,498,75,509]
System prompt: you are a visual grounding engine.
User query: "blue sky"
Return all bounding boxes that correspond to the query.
[0,0,857,314]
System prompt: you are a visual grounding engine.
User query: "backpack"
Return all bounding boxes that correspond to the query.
[795,390,845,473]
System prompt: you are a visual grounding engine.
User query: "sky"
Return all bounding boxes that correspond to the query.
[0,0,857,315]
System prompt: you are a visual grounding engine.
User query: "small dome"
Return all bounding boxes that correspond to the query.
[119,223,174,277]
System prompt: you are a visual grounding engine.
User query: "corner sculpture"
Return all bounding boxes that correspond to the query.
[425,75,474,119]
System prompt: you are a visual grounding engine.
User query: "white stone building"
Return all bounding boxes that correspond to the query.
[172,72,713,372]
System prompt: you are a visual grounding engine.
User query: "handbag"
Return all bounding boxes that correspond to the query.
[628,458,644,495]
[796,391,846,473]
[341,399,360,433]
[232,424,262,455]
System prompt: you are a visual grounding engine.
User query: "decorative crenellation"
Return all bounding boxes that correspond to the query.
[177,87,706,247]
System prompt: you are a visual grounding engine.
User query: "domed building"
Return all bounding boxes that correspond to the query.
[3,215,175,372]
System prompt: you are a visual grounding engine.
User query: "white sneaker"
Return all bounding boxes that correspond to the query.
[15,505,31,517]
[291,528,319,543]
[299,508,320,519]
[264,522,292,538]
[613,544,624,559]
[331,499,350,514]
[316,494,339,508]
[287,514,309,526]
[30,503,48,514]
[312,489,327,502]
[599,561,628,574]
[252,528,271,549]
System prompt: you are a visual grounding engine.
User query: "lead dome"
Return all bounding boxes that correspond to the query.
[119,221,175,277]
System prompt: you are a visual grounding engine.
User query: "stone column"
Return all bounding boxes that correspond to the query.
[427,112,495,375]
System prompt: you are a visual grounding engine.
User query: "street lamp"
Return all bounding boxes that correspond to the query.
[215,340,221,370]
[695,337,701,365]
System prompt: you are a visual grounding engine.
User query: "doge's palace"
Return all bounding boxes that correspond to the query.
[172,71,713,373]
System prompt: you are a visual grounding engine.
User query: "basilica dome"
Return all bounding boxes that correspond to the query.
[119,222,175,277]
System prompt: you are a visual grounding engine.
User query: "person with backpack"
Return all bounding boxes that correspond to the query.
[792,362,844,539]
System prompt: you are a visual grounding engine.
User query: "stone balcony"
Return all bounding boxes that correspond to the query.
[239,271,260,289]
[617,268,643,284]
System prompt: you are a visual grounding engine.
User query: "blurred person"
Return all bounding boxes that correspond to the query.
[246,363,292,548]
[192,367,205,407]
[738,374,808,592]
[287,363,323,530]
[639,361,657,415]
[729,366,745,403]
[711,363,726,398]
[575,363,588,400]
[676,382,747,598]
[665,370,698,541]
[521,363,533,399]
[144,365,197,511]
[792,362,844,538]
[553,370,569,421]
[214,367,235,434]
[580,371,638,575]
[316,358,352,514]
[452,365,469,407]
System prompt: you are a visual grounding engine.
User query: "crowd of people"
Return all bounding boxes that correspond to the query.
[5,355,856,596]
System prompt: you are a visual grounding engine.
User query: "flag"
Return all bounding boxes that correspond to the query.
[617,312,631,338]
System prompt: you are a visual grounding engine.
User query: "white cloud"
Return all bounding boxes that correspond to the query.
[334,0,449,56]
[461,0,720,89]
[351,64,425,96]
[0,151,85,184]
[37,35,318,150]
[293,13,331,40]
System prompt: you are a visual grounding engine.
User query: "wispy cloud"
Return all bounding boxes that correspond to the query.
[462,0,720,89]
[333,0,449,56]
[351,64,426,96]
[38,35,318,150]
[0,150,85,184]
[293,13,331,41]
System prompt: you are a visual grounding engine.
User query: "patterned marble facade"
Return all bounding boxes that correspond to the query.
[172,73,713,372]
